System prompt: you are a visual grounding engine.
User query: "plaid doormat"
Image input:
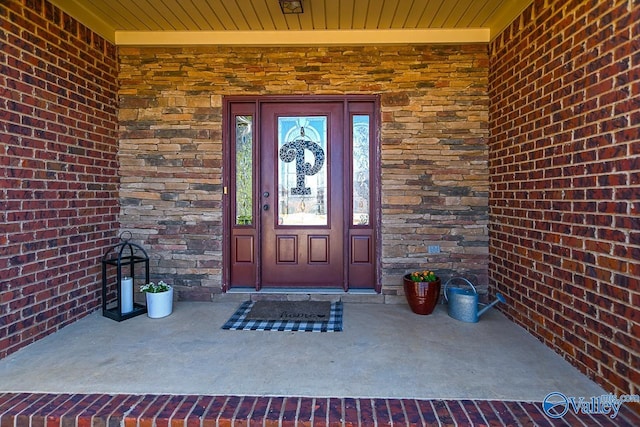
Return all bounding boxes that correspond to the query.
[222,300,343,332]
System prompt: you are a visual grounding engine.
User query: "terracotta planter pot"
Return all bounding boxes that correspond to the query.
[403,274,441,315]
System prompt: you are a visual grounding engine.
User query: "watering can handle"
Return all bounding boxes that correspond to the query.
[443,277,477,302]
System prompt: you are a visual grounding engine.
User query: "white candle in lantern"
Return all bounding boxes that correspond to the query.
[121,276,134,313]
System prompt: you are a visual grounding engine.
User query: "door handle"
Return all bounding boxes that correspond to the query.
[263,204,269,211]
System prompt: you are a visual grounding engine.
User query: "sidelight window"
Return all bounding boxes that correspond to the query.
[235,115,253,225]
[352,115,370,226]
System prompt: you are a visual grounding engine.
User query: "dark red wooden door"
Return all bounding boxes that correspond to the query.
[259,102,344,288]
[226,96,378,292]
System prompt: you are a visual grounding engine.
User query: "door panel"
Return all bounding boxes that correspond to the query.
[276,236,297,263]
[235,236,254,263]
[229,103,257,287]
[260,102,344,288]
[351,235,371,264]
[308,235,329,263]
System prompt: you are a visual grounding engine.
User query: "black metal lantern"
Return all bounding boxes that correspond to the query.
[101,232,148,321]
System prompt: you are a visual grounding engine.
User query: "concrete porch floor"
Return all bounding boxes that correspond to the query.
[0,300,605,402]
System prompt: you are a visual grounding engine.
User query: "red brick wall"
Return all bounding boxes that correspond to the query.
[489,0,639,395]
[0,0,119,358]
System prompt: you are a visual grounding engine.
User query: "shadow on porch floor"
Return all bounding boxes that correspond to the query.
[1,301,638,425]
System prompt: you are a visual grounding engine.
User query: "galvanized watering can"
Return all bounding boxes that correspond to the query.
[444,277,506,323]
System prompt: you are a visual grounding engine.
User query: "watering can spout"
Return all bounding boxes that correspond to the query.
[477,293,506,318]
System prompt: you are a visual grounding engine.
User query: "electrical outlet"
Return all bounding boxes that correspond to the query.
[428,245,440,254]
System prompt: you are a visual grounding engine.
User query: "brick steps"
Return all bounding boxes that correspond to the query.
[1,393,638,426]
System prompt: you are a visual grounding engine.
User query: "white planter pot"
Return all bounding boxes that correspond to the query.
[145,287,173,318]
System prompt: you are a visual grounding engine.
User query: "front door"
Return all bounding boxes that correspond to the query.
[225,96,378,291]
[260,102,343,287]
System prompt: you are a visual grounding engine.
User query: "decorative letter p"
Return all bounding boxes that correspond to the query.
[279,138,325,196]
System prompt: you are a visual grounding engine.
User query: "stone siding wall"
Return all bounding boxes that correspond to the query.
[489,0,639,395]
[1,0,119,358]
[117,45,490,300]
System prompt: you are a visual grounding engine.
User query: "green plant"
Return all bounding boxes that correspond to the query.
[408,270,438,282]
[140,280,171,293]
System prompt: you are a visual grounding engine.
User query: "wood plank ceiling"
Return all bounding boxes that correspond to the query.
[48,0,533,45]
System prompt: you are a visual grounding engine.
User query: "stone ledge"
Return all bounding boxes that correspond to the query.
[223,287,385,304]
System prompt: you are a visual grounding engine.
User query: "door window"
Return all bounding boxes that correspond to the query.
[278,116,328,226]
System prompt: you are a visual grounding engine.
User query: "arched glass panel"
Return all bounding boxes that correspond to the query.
[277,116,328,226]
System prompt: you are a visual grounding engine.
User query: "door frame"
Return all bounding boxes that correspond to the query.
[221,95,381,292]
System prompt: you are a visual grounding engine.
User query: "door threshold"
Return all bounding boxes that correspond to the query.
[226,287,378,295]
